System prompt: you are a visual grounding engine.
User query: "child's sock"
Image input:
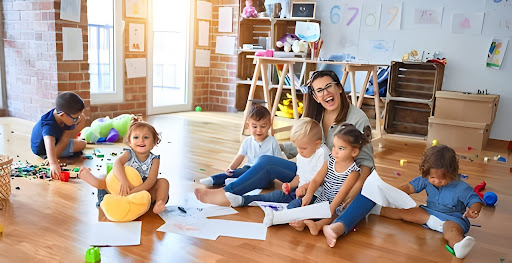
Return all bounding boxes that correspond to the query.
[199,177,213,186]
[262,207,275,227]
[426,215,445,232]
[369,204,382,215]
[224,192,243,207]
[453,236,475,259]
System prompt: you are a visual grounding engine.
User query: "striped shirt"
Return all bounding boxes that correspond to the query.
[314,154,360,205]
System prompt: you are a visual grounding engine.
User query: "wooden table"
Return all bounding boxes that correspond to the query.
[242,56,387,139]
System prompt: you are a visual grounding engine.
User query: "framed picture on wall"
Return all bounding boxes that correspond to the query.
[126,0,147,18]
[291,2,316,19]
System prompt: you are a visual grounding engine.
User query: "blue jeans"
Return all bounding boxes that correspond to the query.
[224,155,297,195]
[333,192,376,235]
[211,165,251,186]
[242,188,298,207]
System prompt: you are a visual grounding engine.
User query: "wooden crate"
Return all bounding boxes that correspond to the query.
[388,61,445,101]
[384,100,432,136]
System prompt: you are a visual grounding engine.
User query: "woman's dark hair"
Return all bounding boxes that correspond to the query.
[419,145,459,181]
[303,70,351,125]
[334,123,372,150]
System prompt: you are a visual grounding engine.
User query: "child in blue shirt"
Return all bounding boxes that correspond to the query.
[199,104,281,186]
[30,92,87,179]
[366,145,483,259]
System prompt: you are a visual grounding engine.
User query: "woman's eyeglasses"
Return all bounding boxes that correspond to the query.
[309,82,338,98]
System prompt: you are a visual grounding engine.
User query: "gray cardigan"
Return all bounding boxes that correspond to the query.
[283,104,375,169]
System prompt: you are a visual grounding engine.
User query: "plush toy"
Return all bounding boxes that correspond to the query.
[276,93,303,118]
[81,114,134,144]
[100,166,151,222]
[276,34,300,52]
[292,40,307,53]
[242,0,259,18]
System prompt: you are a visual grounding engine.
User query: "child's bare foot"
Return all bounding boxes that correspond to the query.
[78,167,93,180]
[194,188,230,206]
[323,223,345,248]
[289,220,306,231]
[153,200,166,214]
[304,220,322,235]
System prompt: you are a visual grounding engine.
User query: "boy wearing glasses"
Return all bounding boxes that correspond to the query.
[31,92,87,179]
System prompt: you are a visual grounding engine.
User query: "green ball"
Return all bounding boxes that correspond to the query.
[195,106,202,112]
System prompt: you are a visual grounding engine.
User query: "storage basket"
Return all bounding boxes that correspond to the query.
[0,155,13,200]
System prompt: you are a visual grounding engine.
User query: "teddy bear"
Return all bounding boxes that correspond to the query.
[242,0,259,18]
[100,166,152,222]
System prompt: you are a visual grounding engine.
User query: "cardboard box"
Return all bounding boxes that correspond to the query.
[427,117,490,150]
[434,91,499,125]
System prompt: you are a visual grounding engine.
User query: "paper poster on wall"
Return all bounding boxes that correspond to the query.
[129,23,145,52]
[380,1,402,31]
[62,27,83,61]
[500,18,512,32]
[195,49,211,67]
[219,7,233,33]
[126,0,147,18]
[361,1,381,31]
[340,0,362,32]
[197,1,212,20]
[60,0,81,22]
[215,36,236,55]
[413,7,443,26]
[486,38,508,69]
[125,58,147,78]
[485,0,512,9]
[198,21,209,46]
[451,13,484,34]
[363,40,395,65]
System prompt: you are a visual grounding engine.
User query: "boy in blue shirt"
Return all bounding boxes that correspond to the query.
[31,92,87,179]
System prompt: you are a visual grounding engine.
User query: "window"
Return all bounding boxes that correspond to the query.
[87,0,123,104]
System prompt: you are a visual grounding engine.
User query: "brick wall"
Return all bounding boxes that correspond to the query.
[2,0,59,120]
[192,0,239,112]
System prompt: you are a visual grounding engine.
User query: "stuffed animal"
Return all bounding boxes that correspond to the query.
[80,114,134,144]
[276,93,303,118]
[100,166,151,222]
[276,33,300,52]
[242,0,259,18]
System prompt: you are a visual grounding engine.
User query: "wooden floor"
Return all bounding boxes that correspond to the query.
[0,112,511,263]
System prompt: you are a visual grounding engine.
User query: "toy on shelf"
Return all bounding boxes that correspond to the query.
[242,0,259,18]
[276,93,303,118]
[80,114,135,144]
[265,0,290,18]
[276,33,308,53]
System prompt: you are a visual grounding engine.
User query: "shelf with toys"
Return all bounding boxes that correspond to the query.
[236,0,319,113]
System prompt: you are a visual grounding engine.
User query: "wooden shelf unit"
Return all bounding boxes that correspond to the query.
[384,61,445,137]
[235,11,320,111]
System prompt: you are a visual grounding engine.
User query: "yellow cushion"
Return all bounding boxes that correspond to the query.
[101,166,151,222]
[100,191,151,222]
[105,166,143,195]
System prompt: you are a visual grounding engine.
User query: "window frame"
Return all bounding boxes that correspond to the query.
[89,0,124,105]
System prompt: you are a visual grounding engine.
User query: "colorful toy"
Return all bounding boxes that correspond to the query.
[80,114,134,144]
[100,166,151,222]
[242,0,258,18]
[276,33,300,52]
[60,171,70,182]
[85,247,101,263]
[276,93,303,118]
[282,183,290,195]
[483,192,498,206]
[432,139,438,146]
[400,159,407,167]
[195,106,202,112]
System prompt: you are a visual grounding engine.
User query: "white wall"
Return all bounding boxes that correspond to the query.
[314,0,512,141]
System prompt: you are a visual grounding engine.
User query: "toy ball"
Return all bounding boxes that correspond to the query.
[195,106,202,112]
[106,128,119,143]
[483,192,498,206]
[432,139,438,146]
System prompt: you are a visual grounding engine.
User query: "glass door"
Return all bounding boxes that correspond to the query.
[147,0,193,114]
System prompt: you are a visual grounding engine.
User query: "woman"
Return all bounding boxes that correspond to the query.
[194,70,375,219]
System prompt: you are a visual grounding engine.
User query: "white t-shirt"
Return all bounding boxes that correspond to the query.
[296,144,330,196]
[238,135,282,166]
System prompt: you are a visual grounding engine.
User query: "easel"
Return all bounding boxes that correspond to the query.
[241,56,386,140]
